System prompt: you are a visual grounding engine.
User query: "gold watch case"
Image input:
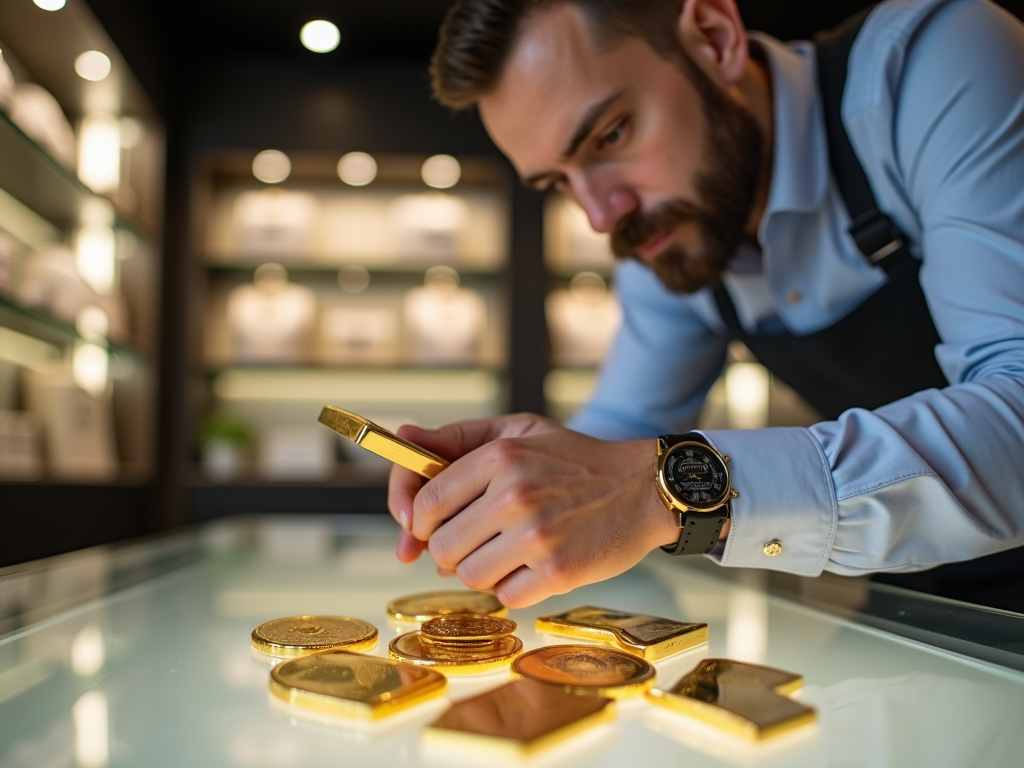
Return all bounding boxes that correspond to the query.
[655,438,737,518]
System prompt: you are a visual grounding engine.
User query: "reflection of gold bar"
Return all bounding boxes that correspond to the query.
[318,406,449,479]
[536,606,708,661]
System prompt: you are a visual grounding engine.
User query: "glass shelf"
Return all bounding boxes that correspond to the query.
[0,110,152,241]
[0,293,149,360]
[204,257,505,276]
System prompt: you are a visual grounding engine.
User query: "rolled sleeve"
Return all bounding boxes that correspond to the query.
[701,427,838,575]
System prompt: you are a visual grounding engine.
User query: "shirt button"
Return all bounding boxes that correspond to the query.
[763,540,783,557]
[786,291,802,304]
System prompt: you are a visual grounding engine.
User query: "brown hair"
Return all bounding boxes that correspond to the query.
[431,0,686,109]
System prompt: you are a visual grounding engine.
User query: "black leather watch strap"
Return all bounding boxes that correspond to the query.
[658,432,730,557]
[661,512,728,556]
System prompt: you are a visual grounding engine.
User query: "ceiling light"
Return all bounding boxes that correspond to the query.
[252,149,291,184]
[75,51,111,82]
[300,20,340,53]
[337,151,377,186]
[33,0,66,10]
[421,154,461,189]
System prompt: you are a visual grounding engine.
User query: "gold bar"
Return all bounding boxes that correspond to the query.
[536,606,708,661]
[317,405,449,478]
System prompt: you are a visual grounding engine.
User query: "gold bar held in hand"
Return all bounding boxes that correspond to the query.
[318,405,449,478]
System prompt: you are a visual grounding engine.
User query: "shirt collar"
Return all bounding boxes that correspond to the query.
[749,33,829,226]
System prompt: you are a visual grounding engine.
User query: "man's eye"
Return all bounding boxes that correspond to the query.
[598,121,626,149]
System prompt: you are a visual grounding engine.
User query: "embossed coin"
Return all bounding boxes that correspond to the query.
[251,616,378,658]
[421,615,517,646]
[387,590,507,623]
[512,645,656,698]
[389,632,523,675]
[270,649,447,720]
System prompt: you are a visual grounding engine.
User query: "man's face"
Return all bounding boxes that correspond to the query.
[479,3,763,293]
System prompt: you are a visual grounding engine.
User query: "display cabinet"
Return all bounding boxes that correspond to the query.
[0,0,164,565]
[542,195,822,430]
[186,150,512,514]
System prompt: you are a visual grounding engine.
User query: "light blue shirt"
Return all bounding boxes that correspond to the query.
[569,0,1024,576]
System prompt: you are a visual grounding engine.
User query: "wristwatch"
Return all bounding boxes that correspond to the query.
[655,432,737,556]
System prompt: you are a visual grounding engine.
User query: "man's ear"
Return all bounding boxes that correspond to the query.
[677,0,748,86]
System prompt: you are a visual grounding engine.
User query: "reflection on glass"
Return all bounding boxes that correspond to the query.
[73,690,109,767]
[71,625,106,676]
[726,570,768,663]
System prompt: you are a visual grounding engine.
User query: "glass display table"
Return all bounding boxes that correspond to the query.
[1,515,1022,767]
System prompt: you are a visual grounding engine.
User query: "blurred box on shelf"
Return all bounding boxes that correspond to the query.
[258,424,334,481]
[389,192,468,261]
[9,83,76,169]
[545,197,615,273]
[23,363,118,481]
[0,409,43,481]
[403,267,485,366]
[547,273,621,368]
[226,263,316,364]
[233,188,319,257]
[319,305,400,366]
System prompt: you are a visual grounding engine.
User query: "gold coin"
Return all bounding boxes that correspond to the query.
[251,616,378,658]
[270,649,447,720]
[511,645,655,698]
[387,590,507,623]
[421,615,517,644]
[389,631,523,675]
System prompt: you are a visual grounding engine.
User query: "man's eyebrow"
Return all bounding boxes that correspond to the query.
[562,89,625,160]
[520,89,626,189]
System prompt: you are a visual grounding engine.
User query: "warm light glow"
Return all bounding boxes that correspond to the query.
[73,690,109,767]
[33,0,66,11]
[300,20,340,53]
[76,306,110,341]
[725,361,770,429]
[421,154,461,189]
[75,51,111,82]
[73,343,109,398]
[71,625,106,676]
[337,151,377,186]
[252,149,291,184]
[75,224,117,295]
[119,116,145,148]
[78,114,121,193]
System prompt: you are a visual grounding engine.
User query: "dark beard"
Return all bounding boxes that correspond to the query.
[610,55,765,294]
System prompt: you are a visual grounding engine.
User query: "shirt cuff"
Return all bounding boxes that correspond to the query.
[699,427,838,576]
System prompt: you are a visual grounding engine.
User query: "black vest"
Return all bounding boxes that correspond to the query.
[711,9,1024,612]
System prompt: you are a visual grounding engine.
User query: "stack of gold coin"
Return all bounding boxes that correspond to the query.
[386,590,507,624]
[389,614,523,675]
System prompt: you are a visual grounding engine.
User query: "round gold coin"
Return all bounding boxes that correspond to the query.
[420,615,517,645]
[388,631,523,675]
[386,590,507,623]
[251,616,378,658]
[511,645,656,698]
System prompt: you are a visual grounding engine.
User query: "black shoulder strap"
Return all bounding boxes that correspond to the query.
[814,5,911,275]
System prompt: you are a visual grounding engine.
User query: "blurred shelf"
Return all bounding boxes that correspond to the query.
[0,293,151,360]
[545,264,614,278]
[0,481,153,567]
[0,110,152,240]
[204,257,505,276]
[186,464,390,520]
[202,363,502,374]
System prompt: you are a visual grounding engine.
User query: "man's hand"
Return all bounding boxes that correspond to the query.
[386,413,680,608]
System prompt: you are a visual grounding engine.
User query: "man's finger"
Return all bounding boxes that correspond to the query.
[387,464,423,530]
[493,565,552,609]
[450,532,521,591]
[396,528,428,563]
[427,495,506,572]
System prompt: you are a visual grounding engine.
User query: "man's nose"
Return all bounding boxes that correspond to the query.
[572,177,638,234]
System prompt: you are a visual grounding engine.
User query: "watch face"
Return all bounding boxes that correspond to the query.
[663,443,730,510]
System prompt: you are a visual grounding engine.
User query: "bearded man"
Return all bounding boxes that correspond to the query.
[387,0,1024,612]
